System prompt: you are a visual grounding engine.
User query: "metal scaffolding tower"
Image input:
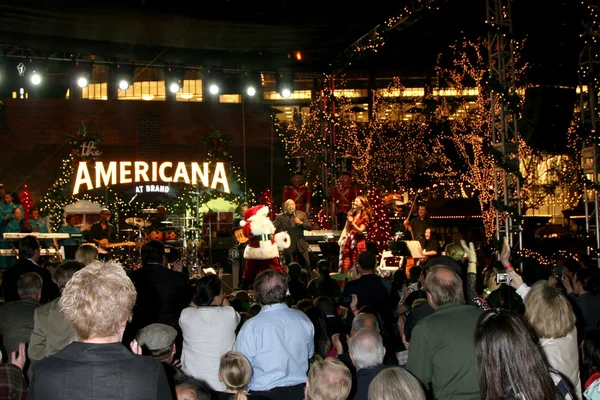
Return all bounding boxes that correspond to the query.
[580,2,600,262]
[486,0,523,252]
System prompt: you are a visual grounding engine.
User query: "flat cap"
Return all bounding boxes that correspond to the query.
[136,323,177,351]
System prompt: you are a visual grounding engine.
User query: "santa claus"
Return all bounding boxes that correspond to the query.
[240,205,290,289]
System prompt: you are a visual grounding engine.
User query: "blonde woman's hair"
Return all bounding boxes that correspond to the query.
[59,260,136,341]
[368,367,426,400]
[219,351,252,400]
[524,280,576,339]
[75,243,99,266]
[306,358,352,400]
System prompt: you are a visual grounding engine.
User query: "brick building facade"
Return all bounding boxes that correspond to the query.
[0,98,288,207]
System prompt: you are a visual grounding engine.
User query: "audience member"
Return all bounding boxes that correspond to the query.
[235,269,314,400]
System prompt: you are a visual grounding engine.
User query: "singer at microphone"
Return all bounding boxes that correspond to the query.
[274,199,313,270]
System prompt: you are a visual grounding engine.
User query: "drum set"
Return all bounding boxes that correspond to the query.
[121,209,205,271]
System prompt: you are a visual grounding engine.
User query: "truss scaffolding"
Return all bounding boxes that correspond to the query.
[486,0,523,254]
[580,2,600,264]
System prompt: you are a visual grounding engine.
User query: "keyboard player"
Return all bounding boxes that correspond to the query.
[58,214,83,246]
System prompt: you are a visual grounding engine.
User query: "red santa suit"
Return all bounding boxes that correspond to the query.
[240,205,290,287]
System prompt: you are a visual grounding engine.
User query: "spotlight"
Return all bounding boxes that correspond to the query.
[242,71,262,97]
[115,64,134,91]
[73,61,92,89]
[169,82,180,93]
[204,69,223,98]
[276,72,295,99]
[30,72,41,85]
[280,88,291,98]
[165,66,184,95]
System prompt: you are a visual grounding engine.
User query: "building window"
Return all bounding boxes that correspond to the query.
[118,81,166,101]
[219,94,241,103]
[176,80,203,102]
[263,90,312,101]
[82,83,108,100]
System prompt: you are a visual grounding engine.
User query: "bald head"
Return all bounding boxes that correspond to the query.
[425,266,465,308]
[351,312,379,335]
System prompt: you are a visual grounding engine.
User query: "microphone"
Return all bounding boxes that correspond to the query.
[350,208,356,216]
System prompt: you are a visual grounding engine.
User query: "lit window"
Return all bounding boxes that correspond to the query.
[219,94,241,103]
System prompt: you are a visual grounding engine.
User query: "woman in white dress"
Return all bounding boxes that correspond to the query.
[180,274,240,391]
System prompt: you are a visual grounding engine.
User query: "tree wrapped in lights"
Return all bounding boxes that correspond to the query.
[435,38,529,241]
[366,186,392,253]
[20,184,33,220]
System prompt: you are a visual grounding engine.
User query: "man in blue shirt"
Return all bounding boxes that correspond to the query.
[235,269,314,400]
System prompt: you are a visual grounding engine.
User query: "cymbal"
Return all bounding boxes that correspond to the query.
[125,217,151,227]
[141,209,157,213]
[121,229,134,232]
[185,228,200,231]
[173,217,197,220]
[161,221,174,225]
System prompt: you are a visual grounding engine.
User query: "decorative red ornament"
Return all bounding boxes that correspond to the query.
[20,184,34,220]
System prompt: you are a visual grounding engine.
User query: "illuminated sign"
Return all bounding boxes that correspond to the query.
[73,161,230,195]
[136,185,170,193]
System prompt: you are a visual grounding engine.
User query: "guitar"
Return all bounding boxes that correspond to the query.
[234,228,248,244]
[94,239,136,254]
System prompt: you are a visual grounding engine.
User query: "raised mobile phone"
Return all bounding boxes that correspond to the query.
[496,273,509,284]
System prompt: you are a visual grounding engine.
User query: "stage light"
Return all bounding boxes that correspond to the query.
[280,88,291,98]
[73,61,92,89]
[115,64,134,91]
[242,71,261,97]
[165,66,184,95]
[276,71,295,99]
[204,69,223,98]
[30,72,41,85]
[169,82,180,93]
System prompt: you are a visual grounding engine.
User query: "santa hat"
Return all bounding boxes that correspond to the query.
[239,205,269,227]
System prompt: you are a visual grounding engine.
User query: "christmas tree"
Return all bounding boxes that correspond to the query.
[20,184,33,220]
[366,187,392,254]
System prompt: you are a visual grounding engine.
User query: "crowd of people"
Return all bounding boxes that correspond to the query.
[0,191,600,399]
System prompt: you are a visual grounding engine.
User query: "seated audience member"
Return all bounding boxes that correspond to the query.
[306,259,342,300]
[28,261,83,363]
[0,341,27,399]
[235,269,314,400]
[212,351,269,400]
[27,261,172,400]
[174,374,212,400]
[367,367,426,400]
[406,266,482,400]
[136,323,182,396]
[0,235,59,304]
[305,358,352,400]
[74,243,99,266]
[348,328,388,400]
[580,331,600,399]
[180,274,240,391]
[332,312,379,375]
[0,272,42,360]
[475,309,574,399]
